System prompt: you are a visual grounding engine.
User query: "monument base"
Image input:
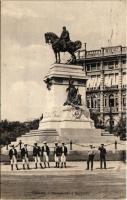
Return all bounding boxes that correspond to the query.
[39,105,94,129]
[16,105,98,145]
[25,105,96,144]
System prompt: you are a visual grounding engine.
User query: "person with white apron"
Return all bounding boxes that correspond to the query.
[54,142,61,168]
[33,143,43,169]
[60,142,68,168]
[21,144,30,170]
[41,141,50,168]
[9,145,19,170]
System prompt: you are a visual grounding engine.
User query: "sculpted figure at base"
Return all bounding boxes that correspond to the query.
[64,76,82,106]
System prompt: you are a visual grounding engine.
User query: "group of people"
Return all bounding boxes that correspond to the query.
[86,144,107,171]
[9,141,68,170]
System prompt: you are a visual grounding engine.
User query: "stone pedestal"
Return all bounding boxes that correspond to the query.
[38,64,95,142]
[18,64,98,144]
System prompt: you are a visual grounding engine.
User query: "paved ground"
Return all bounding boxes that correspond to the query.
[1,161,126,200]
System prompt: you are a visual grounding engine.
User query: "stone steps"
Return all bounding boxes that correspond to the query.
[8,127,119,148]
[60,128,117,143]
[14,129,59,145]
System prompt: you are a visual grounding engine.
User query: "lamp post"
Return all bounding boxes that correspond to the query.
[70,140,72,150]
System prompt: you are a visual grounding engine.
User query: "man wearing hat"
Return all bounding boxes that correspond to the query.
[41,141,50,168]
[54,142,61,168]
[9,145,19,170]
[98,144,107,169]
[86,145,95,170]
[21,144,30,170]
[33,143,43,169]
[60,142,68,168]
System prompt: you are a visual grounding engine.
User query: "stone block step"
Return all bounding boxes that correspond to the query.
[30,129,57,134]
[60,128,117,143]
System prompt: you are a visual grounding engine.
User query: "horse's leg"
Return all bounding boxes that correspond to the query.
[72,52,76,63]
[55,51,57,63]
[69,51,76,64]
[58,52,61,63]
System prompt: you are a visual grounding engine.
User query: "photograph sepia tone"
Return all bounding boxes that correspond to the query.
[1,0,126,200]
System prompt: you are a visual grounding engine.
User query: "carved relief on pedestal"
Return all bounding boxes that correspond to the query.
[72,109,82,119]
[43,109,61,120]
[62,105,90,120]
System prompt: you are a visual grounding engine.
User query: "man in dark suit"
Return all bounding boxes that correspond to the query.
[21,144,30,170]
[54,142,61,168]
[98,144,107,169]
[41,141,50,168]
[9,145,19,170]
[60,142,68,168]
[33,143,43,169]
[86,145,95,171]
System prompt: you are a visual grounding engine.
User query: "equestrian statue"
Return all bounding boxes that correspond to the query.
[44,26,82,64]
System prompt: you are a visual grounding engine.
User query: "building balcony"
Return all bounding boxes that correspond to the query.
[86,87,100,92]
[103,86,119,91]
[76,45,127,60]
[122,106,126,112]
[86,50,102,58]
[103,107,118,113]
[89,108,100,113]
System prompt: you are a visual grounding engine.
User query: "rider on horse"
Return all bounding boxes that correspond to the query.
[60,26,70,50]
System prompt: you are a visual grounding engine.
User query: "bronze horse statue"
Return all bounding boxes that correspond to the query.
[44,32,82,64]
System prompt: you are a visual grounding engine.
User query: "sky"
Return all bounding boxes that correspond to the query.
[1,0,126,122]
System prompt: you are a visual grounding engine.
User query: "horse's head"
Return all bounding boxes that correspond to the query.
[44,32,59,44]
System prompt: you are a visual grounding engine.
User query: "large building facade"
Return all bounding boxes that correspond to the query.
[76,45,126,127]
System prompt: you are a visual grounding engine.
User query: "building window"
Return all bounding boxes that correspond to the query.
[94,99,97,108]
[104,98,107,107]
[91,97,93,108]
[104,62,107,66]
[87,100,90,108]
[108,61,114,69]
[97,63,100,70]
[122,60,126,64]
[91,63,96,71]
[115,61,118,68]
[123,96,126,107]
[90,95,98,108]
[98,99,100,108]
[86,65,90,71]
[109,94,115,107]
[115,98,118,106]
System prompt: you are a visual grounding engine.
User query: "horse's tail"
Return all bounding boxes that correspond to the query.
[74,40,82,51]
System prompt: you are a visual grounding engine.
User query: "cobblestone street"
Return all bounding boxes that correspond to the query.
[1,161,126,199]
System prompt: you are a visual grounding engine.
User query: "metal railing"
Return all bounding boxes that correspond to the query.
[76,46,127,59]
[104,107,118,113]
